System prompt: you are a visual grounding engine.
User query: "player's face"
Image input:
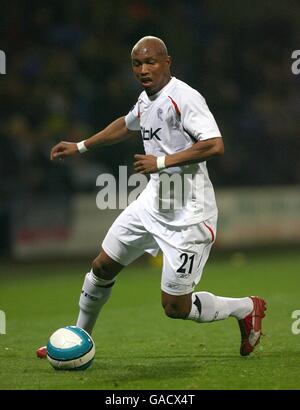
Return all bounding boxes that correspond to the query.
[131,48,171,96]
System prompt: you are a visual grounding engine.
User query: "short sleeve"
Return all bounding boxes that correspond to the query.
[180,90,221,141]
[125,102,140,131]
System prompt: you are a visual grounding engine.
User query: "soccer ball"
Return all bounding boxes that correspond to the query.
[47,326,95,370]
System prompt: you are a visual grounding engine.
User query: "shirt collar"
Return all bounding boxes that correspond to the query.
[148,77,175,101]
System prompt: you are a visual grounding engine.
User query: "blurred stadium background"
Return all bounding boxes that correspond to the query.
[1,0,300,261]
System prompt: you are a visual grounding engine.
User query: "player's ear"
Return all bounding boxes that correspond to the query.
[166,55,172,68]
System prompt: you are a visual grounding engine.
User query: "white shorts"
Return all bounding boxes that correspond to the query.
[102,199,217,296]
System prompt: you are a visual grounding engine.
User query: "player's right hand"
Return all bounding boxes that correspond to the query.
[50,141,78,161]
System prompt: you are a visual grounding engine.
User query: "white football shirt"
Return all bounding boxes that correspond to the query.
[125,77,221,226]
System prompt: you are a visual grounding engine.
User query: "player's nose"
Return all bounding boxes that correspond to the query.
[141,63,149,75]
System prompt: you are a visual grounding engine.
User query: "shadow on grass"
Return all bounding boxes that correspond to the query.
[92,353,263,384]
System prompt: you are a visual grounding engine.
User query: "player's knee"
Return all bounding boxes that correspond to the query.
[92,257,115,281]
[163,303,189,320]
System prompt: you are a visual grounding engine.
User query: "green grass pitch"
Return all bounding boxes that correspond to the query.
[0,249,299,390]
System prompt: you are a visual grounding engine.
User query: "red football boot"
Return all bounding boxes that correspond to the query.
[36,346,47,359]
[238,296,267,356]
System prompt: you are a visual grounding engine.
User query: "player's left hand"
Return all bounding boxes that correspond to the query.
[134,154,158,174]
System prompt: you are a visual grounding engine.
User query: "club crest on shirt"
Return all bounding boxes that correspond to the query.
[157,108,163,121]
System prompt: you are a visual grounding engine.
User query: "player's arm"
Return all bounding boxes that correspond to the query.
[135,89,224,174]
[134,137,223,174]
[166,136,224,167]
[50,116,134,160]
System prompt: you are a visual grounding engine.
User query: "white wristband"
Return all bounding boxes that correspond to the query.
[77,140,88,154]
[156,155,166,171]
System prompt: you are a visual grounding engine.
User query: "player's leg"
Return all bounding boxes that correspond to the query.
[77,199,159,336]
[37,250,122,358]
[161,289,266,356]
[187,291,266,356]
[159,215,266,355]
[161,291,192,319]
[161,289,255,322]
[37,249,123,358]
[37,202,153,358]
[76,249,124,335]
[183,219,266,356]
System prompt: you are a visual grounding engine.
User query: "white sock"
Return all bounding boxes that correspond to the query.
[188,292,253,322]
[76,270,115,335]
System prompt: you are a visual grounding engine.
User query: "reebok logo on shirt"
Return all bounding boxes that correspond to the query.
[141,127,162,141]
